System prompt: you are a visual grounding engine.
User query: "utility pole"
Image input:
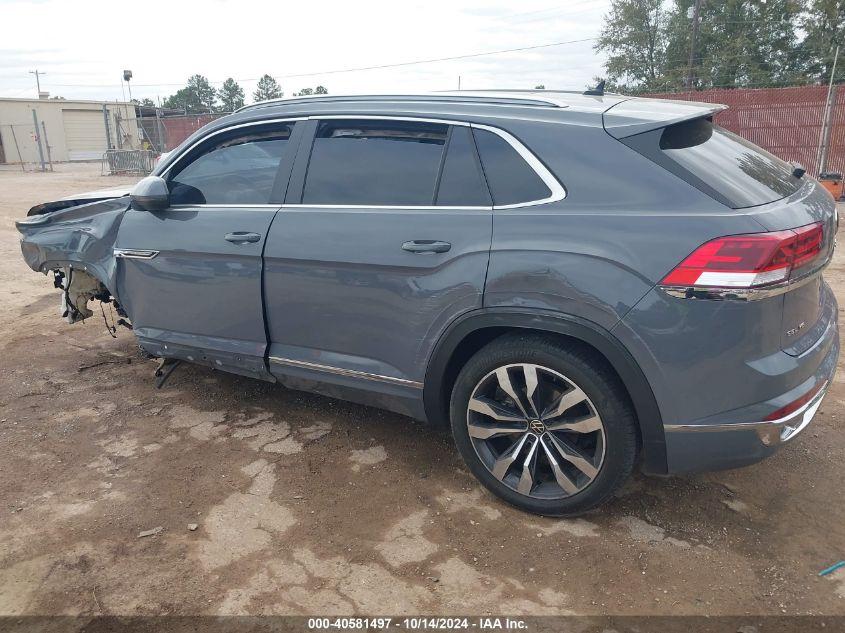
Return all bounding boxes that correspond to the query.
[686,0,703,90]
[817,45,840,175]
[28,69,46,97]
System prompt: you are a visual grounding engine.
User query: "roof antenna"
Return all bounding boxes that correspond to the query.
[584,79,606,96]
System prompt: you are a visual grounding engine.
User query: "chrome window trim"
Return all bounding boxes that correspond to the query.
[114,248,159,260]
[659,260,829,302]
[269,356,423,389]
[158,117,306,178]
[471,122,567,209]
[158,114,567,210]
[299,115,566,210]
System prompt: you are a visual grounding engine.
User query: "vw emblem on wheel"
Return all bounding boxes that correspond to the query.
[529,419,546,435]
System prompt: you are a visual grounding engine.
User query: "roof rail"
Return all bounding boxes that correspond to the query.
[235,92,563,113]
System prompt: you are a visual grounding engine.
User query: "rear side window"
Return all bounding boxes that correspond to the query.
[472,128,551,206]
[435,126,490,206]
[632,118,801,208]
[303,120,447,205]
[168,126,293,205]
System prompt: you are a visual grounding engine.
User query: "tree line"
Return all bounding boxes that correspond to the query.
[596,0,844,93]
[138,74,328,114]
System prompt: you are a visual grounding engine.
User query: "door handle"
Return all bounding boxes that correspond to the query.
[401,240,452,254]
[225,232,261,244]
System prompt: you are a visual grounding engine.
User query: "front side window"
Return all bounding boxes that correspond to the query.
[302,120,448,206]
[168,125,293,205]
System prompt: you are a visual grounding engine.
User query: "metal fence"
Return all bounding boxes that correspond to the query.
[643,85,844,177]
[0,120,55,172]
[102,149,157,175]
[135,113,225,154]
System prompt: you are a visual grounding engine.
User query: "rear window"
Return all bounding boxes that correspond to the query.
[628,118,802,208]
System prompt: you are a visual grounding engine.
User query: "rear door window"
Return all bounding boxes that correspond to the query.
[302,120,448,205]
[472,128,552,206]
[435,126,491,206]
[630,117,802,208]
[168,125,293,205]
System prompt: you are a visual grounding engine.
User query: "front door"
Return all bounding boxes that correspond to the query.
[263,118,493,411]
[115,120,301,379]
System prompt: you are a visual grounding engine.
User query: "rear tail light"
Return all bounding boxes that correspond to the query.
[661,222,824,289]
[764,380,825,421]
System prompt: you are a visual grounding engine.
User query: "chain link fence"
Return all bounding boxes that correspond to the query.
[136,113,225,154]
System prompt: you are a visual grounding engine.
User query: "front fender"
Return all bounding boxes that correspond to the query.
[17,197,130,298]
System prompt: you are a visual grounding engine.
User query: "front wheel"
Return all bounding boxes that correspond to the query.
[449,333,638,516]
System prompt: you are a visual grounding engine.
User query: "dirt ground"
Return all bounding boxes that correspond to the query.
[0,163,844,618]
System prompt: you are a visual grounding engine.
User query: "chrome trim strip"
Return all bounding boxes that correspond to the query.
[268,356,423,389]
[471,123,567,208]
[114,248,159,260]
[659,261,829,302]
[281,204,490,211]
[170,204,281,209]
[158,117,306,178]
[664,380,829,445]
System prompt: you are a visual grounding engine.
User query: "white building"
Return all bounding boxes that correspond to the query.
[0,97,141,164]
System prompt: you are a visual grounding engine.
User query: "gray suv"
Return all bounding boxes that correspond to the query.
[17,91,839,516]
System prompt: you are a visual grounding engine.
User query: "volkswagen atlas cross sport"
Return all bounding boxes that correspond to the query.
[17,90,839,516]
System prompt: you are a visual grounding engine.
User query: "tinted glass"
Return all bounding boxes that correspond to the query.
[659,118,801,208]
[436,126,490,206]
[472,128,551,206]
[303,120,447,205]
[168,126,292,205]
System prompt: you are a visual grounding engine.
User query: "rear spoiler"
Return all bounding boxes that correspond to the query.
[603,97,727,140]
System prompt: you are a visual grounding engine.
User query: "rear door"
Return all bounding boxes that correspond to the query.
[115,120,301,379]
[263,117,492,396]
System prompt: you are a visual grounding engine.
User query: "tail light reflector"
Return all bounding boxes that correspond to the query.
[661,222,824,289]
[764,380,825,421]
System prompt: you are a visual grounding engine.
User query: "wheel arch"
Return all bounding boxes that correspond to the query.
[423,308,668,474]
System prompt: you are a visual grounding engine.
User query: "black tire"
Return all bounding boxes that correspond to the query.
[449,332,638,516]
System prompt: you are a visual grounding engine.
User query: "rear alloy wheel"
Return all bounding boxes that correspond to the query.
[450,334,637,516]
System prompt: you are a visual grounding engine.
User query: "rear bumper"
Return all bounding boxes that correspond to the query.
[662,330,839,473]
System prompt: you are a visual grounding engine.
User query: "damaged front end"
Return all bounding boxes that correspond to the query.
[16,189,133,330]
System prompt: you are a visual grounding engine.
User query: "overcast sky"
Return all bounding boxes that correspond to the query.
[0,0,611,104]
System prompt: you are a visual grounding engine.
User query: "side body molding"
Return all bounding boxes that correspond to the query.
[424,308,668,474]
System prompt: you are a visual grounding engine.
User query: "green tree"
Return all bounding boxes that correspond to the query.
[663,0,802,90]
[162,88,200,113]
[293,86,328,96]
[801,0,845,82]
[253,74,283,102]
[187,74,217,111]
[595,0,669,92]
[162,74,217,113]
[131,98,156,107]
[218,78,245,112]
